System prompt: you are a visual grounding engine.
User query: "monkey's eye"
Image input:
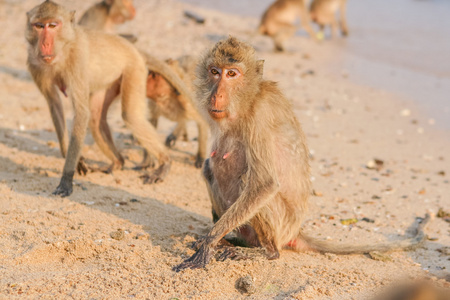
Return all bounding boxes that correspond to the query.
[210,68,219,75]
[48,22,59,29]
[32,22,45,29]
[227,70,236,77]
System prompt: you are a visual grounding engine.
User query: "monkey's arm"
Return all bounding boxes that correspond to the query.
[174,132,280,271]
[53,81,90,197]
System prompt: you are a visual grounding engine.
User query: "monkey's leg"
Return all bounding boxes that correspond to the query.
[42,86,88,175]
[121,68,171,183]
[319,24,326,38]
[330,16,339,38]
[44,86,69,158]
[298,5,316,39]
[89,82,125,173]
[272,22,296,52]
[53,92,90,197]
[165,120,188,148]
[148,100,160,128]
[339,0,349,36]
[194,119,208,168]
[174,176,279,271]
[251,214,280,260]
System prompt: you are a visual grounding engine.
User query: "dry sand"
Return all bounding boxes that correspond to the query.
[0,0,449,299]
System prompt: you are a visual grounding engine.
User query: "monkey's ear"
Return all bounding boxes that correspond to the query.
[256,60,264,76]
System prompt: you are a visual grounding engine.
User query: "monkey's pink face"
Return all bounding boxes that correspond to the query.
[146,71,172,101]
[208,66,242,120]
[31,19,61,64]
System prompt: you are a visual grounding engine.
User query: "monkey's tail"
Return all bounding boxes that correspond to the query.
[140,51,194,108]
[298,214,430,254]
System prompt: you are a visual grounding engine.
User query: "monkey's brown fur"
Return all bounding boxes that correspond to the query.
[310,0,349,38]
[173,37,430,271]
[26,0,170,197]
[78,0,135,32]
[259,0,316,52]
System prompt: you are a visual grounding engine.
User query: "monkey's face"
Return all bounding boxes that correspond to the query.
[206,65,242,120]
[146,71,174,103]
[26,2,76,66]
[27,20,62,64]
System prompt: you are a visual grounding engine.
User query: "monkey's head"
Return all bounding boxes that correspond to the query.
[196,37,264,124]
[146,70,178,103]
[108,0,136,24]
[26,0,76,65]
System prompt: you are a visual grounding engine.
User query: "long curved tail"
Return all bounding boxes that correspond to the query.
[299,214,430,254]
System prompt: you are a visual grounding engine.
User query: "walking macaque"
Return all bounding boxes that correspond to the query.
[258,0,316,52]
[146,55,208,168]
[173,37,430,271]
[310,0,349,39]
[26,0,171,197]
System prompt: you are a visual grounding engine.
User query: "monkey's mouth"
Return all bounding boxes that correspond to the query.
[209,109,227,119]
[41,55,56,64]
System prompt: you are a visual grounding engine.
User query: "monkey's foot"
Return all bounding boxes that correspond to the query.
[76,156,89,176]
[173,244,214,272]
[52,181,73,197]
[134,152,156,170]
[216,247,250,262]
[165,134,177,148]
[140,161,171,184]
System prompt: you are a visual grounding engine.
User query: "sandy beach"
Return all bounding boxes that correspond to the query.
[0,0,449,299]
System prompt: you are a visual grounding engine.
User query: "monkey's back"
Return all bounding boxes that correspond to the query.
[259,0,303,34]
[78,2,108,30]
[82,29,146,92]
[310,0,339,24]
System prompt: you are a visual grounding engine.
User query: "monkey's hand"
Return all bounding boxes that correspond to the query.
[173,243,215,272]
[165,134,177,148]
[76,156,89,176]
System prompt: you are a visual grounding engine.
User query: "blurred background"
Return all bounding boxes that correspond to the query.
[180,0,450,129]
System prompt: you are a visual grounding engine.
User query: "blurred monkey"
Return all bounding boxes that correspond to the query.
[310,0,349,39]
[258,0,316,52]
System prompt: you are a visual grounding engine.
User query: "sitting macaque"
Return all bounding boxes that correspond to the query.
[146,55,208,169]
[258,0,316,52]
[26,0,171,196]
[78,0,137,42]
[309,0,349,39]
[173,37,430,271]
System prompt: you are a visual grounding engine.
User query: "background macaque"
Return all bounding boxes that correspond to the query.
[26,0,170,197]
[146,55,208,168]
[174,37,430,271]
[258,0,316,52]
[310,0,349,39]
[78,0,135,32]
